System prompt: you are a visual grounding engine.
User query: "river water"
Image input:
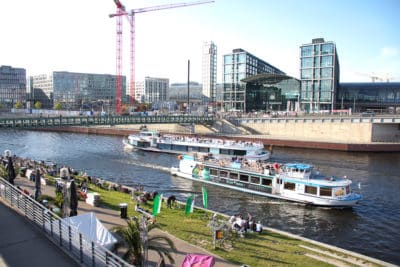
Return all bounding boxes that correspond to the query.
[1,129,399,265]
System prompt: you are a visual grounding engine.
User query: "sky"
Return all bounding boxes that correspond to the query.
[0,0,399,84]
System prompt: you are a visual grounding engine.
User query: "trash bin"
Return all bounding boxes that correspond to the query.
[119,203,128,219]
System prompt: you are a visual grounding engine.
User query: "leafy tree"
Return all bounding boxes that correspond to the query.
[0,102,3,109]
[34,101,42,109]
[54,102,63,110]
[14,101,23,109]
[113,216,176,266]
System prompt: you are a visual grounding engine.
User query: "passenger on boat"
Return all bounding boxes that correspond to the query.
[255,221,263,234]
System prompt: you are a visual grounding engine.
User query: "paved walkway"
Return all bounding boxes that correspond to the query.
[0,201,80,267]
[13,177,236,267]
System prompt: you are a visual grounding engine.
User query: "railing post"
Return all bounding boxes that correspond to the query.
[59,220,62,246]
[92,241,95,267]
[69,225,72,251]
[42,209,45,231]
[50,215,54,237]
[79,233,83,263]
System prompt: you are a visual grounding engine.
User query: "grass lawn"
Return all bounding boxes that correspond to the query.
[88,184,380,267]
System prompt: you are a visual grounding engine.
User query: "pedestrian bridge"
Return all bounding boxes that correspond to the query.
[0,115,214,129]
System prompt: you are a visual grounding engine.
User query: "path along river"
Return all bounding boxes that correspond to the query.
[1,129,399,265]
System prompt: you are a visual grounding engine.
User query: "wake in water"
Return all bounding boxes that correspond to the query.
[122,159,171,172]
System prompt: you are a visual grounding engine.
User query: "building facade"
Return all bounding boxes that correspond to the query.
[222,48,285,112]
[144,77,169,104]
[202,41,217,103]
[300,38,340,112]
[31,71,124,111]
[0,65,26,107]
[242,74,300,112]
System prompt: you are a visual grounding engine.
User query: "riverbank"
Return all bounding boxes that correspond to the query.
[32,125,400,152]
[3,156,394,267]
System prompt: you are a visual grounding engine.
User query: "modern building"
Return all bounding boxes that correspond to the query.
[0,65,26,107]
[144,77,169,104]
[222,48,285,112]
[300,38,340,112]
[242,74,300,112]
[338,82,400,113]
[202,41,217,104]
[31,71,124,111]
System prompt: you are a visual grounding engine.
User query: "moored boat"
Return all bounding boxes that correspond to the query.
[170,154,362,207]
[123,130,271,161]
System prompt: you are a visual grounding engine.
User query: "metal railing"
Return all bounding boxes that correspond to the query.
[0,177,133,267]
[0,115,214,129]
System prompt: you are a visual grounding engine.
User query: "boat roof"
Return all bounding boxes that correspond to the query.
[284,163,313,170]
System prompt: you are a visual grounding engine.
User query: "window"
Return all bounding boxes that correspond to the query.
[224,55,232,64]
[250,176,260,184]
[301,69,312,79]
[284,182,296,191]
[220,171,228,177]
[210,169,218,176]
[301,46,312,57]
[229,172,238,180]
[321,68,332,78]
[240,174,249,182]
[305,185,317,195]
[321,43,334,54]
[320,187,332,196]
[301,57,312,68]
[261,178,272,186]
[321,56,332,67]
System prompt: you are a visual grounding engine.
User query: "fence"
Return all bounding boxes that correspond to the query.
[0,177,133,267]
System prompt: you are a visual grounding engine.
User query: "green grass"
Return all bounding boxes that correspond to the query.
[87,184,383,267]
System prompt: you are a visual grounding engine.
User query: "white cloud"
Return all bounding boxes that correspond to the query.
[380,46,399,58]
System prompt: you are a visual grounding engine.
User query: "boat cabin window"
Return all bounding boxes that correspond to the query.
[220,149,232,155]
[158,143,171,150]
[284,182,296,191]
[199,147,209,153]
[229,172,238,180]
[261,178,272,186]
[251,176,260,184]
[188,146,200,152]
[210,169,218,176]
[220,171,228,177]
[305,185,317,195]
[233,150,246,156]
[172,144,188,151]
[239,174,249,182]
[319,187,332,197]
[346,186,350,194]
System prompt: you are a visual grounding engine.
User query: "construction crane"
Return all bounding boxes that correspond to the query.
[110,0,214,113]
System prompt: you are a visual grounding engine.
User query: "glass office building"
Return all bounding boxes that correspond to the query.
[0,65,26,107]
[32,71,124,111]
[223,48,285,112]
[300,38,340,112]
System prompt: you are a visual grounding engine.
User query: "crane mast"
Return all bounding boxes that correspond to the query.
[110,0,214,113]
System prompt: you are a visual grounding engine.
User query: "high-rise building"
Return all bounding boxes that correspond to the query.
[144,77,169,104]
[202,41,217,103]
[222,48,285,112]
[0,65,26,107]
[300,38,340,112]
[31,71,124,110]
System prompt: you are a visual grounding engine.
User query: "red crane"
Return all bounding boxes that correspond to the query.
[110,0,214,114]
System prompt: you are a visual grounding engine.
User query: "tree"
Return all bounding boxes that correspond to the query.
[14,101,23,109]
[0,102,2,109]
[34,101,42,109]
[113,216,176,266]
[54,102,63,110]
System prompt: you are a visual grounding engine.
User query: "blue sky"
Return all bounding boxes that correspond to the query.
[0,0,399,83]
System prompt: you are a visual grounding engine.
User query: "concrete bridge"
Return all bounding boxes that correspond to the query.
[0,115,214,129]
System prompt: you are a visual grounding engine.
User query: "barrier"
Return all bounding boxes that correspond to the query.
[0,177,133,267]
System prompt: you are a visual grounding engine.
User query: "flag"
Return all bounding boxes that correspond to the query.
[153,194,162,216]
[202,186,208,209]
[185,195,195,215]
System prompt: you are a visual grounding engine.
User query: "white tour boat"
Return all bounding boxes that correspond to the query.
[123,130,271,161]
[170,154,362,207]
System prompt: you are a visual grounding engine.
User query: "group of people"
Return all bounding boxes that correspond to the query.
[229,213,263,236]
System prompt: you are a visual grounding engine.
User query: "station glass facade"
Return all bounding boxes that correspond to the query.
[0,65,26,107]
[338,82,400,112]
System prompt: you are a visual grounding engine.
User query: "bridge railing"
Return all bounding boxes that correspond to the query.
[0,177,133,267]
[0,115,214,128]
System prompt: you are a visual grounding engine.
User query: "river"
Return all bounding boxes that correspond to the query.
[1,129,399,265]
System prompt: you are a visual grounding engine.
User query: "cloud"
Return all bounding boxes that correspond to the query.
[380,46,399,58]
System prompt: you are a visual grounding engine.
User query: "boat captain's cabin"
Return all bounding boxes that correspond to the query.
[282,163,313,179]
